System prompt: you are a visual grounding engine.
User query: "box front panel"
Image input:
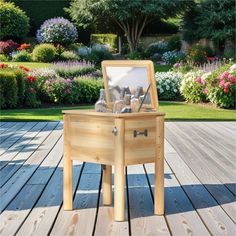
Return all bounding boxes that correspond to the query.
[69,115,115,165]
[124,118,156,165]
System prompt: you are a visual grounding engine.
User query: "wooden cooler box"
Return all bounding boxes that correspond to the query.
[63,60,165,221]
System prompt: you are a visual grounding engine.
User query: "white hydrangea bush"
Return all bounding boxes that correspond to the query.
[155,71,182,100]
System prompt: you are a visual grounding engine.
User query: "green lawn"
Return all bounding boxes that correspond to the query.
[154,64,172,72]
[0,102,235,121]
[0,62,51,69]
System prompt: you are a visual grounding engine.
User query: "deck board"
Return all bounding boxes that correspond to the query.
[0,121,235,236]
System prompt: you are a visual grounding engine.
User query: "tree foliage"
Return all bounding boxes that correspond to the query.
[196,0,235,41]
[66,0,190,52]
[182,0,235,44]
[0,1,29,40]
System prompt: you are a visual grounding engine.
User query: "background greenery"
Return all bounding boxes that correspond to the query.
[0,102,235,121]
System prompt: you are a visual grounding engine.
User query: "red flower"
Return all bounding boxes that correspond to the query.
[0,63,8,69]
[18,43,31,51]
[27,76,36,83]
[223,87,230,93]
[19,66,30,72]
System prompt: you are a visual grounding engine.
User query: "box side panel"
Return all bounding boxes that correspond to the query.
[68,116,115,165]
[124,118,156,165]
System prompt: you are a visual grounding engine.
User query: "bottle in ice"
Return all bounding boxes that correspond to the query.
[112,87,126,113]
[131,86,143,112]
[95,89,108,112]
[121,94,132,113]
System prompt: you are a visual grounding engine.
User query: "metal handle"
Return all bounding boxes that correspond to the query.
[133,129,148,138]
[112,127,118,136]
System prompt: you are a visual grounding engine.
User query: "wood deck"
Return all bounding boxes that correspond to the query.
[0,121,235,236]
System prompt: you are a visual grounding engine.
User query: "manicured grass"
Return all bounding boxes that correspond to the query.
[154,64,172,72]
[0,62,51,69]
[0,102,235,121]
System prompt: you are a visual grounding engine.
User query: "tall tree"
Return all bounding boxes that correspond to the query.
[66,0,189,52]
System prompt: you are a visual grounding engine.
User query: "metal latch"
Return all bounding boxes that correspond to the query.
[112,127,118,136]
[133,129,148,138]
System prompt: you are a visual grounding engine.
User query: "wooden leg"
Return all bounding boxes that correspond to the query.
[114,118,125,221]
[64,157,73,210]
[154,157,164,215]
[155,116,164,215]
[103,165,112,205]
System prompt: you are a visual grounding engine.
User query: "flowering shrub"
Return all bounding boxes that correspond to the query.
[36,17,78,45]
[32,44,56,62]
[180,71,208,103]
[206,64,236,108]
[24,75,40,107]
[188,44,207,64]
[0,40,19,54]
[52,61,96,78]
[162,51,186,65]
[146,41,168,57]
[155,71,182,100]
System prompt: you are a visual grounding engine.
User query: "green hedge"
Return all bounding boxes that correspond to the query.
[0,69,18,108]
[91,34,117,52]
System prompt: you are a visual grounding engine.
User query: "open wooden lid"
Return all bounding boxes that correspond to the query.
[101,60,159,111]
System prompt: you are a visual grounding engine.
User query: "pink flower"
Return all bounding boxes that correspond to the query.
[195,76,202,84]
[201,79,206,87]
[203,88,208,94]
[223,87,230,93]
[224,82,231,88]
[219,80,225,88]
[220,71,229,80]
[228,75,236,83]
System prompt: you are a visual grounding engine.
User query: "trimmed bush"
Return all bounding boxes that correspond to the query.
[91,34,117,52]
[36,17,78,45]
[73,78,103,103]
[0,69,18,108]
[32,44,56,62]
[0,54,8,61]
[12,50,32,62]
[155,71,182,100]
[0,1,29,39]
[60,50,80,61]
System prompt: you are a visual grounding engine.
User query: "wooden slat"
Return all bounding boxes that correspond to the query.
[0,122,48,172]
[165,125,236,222]
[0,122,38,156]
[0,122,61,212]
[166,122,236,195]
[0,122,28,142]
[0,122,58,186]
[94,166,129,236]
[16,160,82,236]
[0,137,63,235]
[164,149,236,235]
[127,164,170,236]
[0,122,17,134]
[145,163,210,235]
[50,163,101,236]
